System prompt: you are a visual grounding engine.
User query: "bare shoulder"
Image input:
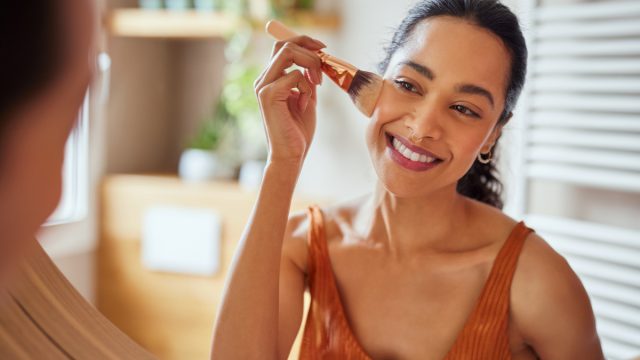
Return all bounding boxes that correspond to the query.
[281,198,365,276]
[465,199,522,247]
[466,199,603,357]
[282,209,311,274]
[511,230,605,359]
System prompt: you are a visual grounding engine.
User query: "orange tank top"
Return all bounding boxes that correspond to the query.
[299,205,533,359]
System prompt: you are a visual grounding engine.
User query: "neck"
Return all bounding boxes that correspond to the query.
[357,181,472,260]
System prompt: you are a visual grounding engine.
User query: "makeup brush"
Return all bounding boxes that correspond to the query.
[265,20,383,117]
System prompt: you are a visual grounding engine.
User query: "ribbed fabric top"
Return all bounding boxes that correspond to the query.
[299,205,533,360]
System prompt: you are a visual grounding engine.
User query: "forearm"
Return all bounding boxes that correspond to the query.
[211,162,301,359]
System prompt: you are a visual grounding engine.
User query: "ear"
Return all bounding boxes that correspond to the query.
[481,112,512,153]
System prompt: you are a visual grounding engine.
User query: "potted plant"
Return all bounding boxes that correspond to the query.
[178,102,236,182]
[222,63,268,189]
[180,28,266,184]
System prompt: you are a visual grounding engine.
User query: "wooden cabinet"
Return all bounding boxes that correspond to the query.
[97,174,322,359]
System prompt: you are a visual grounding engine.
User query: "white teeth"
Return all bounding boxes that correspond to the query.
[390,136,438,163]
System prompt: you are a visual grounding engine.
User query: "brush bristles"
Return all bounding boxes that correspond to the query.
[348,70,383,117]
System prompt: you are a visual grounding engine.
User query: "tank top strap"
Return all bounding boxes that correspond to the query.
[302,205,372,359]
[445,221,534,359]
[496,222,533,285]
[468,221,533,323]
[305,205,330,279]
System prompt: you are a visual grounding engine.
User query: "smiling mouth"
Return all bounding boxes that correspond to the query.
[386,133,443,161]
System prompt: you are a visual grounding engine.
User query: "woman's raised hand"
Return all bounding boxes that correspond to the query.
[253,35,325,168]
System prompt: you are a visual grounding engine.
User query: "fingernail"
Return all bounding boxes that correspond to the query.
[307,70,317,85]
[306,70,315,85]
[313,70,321,85]
[315,39,327,48]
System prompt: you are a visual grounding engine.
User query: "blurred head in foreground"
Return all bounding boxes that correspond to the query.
[0,0,94,282]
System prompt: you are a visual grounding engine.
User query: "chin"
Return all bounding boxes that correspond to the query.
[373,167,435,199]
[380,182,423,198]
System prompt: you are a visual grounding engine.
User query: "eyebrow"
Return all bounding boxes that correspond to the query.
[397,60,496,109]
[456,84,495,109]
[399,60,434,80]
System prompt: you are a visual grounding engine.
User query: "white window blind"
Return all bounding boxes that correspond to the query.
[515,1,640,358]
[45,92,90,225]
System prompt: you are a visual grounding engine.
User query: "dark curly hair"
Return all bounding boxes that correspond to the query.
[378,0,528,209]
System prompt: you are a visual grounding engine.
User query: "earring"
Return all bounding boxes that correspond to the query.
[477,149,492,164]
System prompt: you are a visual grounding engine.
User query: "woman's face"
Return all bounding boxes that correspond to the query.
[367,16,512,198]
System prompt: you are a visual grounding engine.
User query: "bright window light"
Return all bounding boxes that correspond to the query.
[45,92,90,225]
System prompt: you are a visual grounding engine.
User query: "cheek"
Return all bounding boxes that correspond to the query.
[24,151,65,224]
[456,131,485,156]
[367,80,412,147]
[41,159,64,213]
[0,153,64,238]
[448,126,495,176]
[15,131,68,225]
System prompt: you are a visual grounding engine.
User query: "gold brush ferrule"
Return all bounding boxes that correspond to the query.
[317,51,358,92]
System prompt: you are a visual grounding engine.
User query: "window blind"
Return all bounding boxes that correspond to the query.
[515,1,640,358]
[45,92,90,225]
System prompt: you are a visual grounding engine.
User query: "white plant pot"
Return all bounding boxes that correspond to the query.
[179,149,234,182]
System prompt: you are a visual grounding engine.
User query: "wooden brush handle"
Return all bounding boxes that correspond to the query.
[265,20,301,41]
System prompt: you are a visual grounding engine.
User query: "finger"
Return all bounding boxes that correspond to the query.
[287,90,300,117]
[304,68,322,88]
[295,74,314,113]
[256,43,319,92]
[254,65,280,93]
[259,69,314,114]
[256,38,324,92]
[258,69,306,103]
[260,42,322,88]
[270,35,326,58]
[303,69,321,105]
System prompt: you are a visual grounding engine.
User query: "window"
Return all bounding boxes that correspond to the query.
[45,92,90,225]
[509,1,640,358]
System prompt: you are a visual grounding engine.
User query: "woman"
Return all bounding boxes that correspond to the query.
[211,0,604,358]
[0,0,93,282]
[1,3,156,359]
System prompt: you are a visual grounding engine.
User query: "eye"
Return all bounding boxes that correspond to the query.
[393,79,420,94]
[451,104,480,118]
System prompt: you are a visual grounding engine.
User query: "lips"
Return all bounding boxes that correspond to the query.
[384,132,443,172]
[387,132,443,160]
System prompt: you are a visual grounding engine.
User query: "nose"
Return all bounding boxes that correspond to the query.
[404,101,443,142]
